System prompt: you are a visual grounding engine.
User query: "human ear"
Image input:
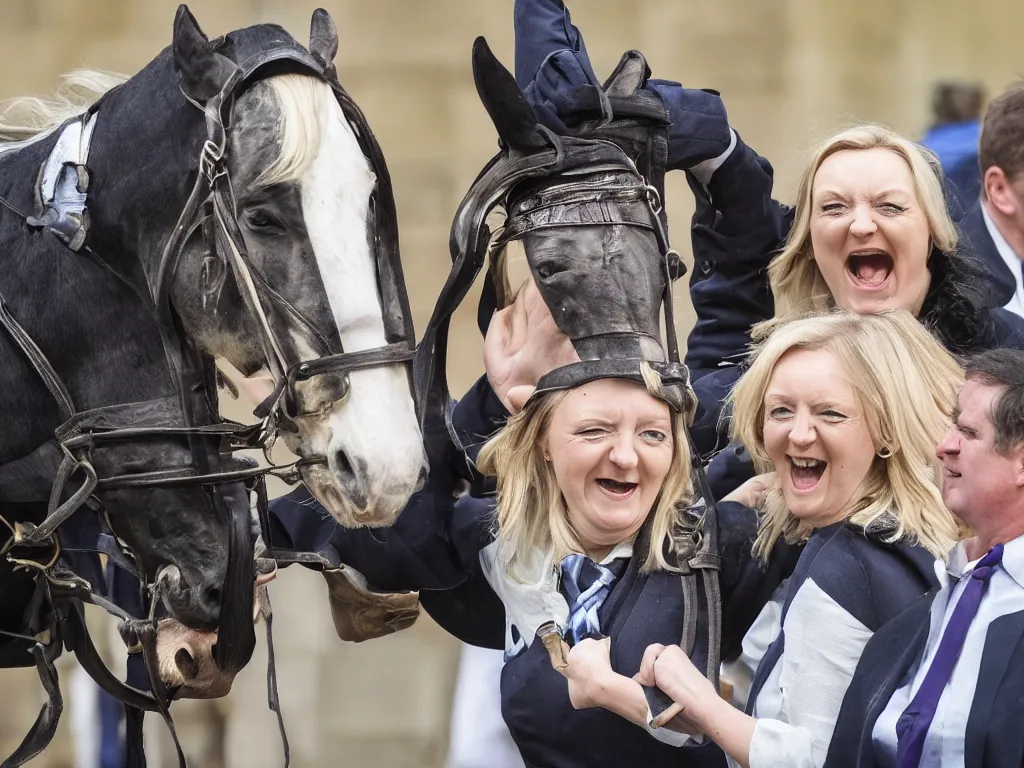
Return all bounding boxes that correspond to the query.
[984,167,1018,216]
[1014,444,1024,488]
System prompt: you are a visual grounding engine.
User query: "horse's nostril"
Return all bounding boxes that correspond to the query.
[204,587,222,609]
[175,648,198,680]
[334,449,355,479]
[332,449,367,508]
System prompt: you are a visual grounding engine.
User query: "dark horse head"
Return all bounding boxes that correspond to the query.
[0,7,423,698]
[418,37,693,443]
[158,8,426,527]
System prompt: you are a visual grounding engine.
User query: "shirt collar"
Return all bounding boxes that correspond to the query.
[598,539,634,565]
[942,533,1024,589]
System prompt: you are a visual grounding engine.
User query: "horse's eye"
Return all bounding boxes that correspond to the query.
[535,261,562,280]
[244,208,280,232]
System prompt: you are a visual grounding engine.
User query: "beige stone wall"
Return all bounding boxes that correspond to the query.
[1,1,1022,766]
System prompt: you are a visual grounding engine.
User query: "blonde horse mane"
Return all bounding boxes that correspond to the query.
[0,68,335,189]
[258,73,332,187]
[0,69,128,142]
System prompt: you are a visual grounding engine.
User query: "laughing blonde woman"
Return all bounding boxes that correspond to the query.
[634,310,963,768]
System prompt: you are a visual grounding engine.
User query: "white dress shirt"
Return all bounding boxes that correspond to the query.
[871,534,1024,767]
[982,204,1024,320]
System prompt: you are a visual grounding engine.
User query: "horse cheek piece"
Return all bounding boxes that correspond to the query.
[417,38,722,719]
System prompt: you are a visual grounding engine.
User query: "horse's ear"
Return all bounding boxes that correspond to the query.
[472,37,547,152]
[173,4,236,102]
[602,51,650,99]
[309,9,339,70]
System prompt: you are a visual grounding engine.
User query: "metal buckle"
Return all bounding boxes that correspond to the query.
[199,139,225,183]
[5,521,62,572]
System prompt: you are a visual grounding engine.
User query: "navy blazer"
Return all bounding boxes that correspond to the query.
[746,521,937,710]
[824,595,1024,768]
[959,200,1018,310]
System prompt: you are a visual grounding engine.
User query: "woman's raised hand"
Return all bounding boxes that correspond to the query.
[483,276,579,413]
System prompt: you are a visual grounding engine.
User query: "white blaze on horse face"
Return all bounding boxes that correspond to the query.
[295,82,425,527]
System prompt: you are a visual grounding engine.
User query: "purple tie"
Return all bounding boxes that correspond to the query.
[895,543,1004,767]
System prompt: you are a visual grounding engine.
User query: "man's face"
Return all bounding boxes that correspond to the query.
[936,378,1022,526]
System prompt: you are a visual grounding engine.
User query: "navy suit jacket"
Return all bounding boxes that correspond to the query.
[959,201,1018,311]
[825,595,1024,768]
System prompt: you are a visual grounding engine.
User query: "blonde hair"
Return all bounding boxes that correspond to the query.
[478,363,693,580]
[755,124,959,341]
[731,310,963,560]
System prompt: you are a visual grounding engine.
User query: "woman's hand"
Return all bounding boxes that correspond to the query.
[638,643,757,768]
[722,471,777,509]
[559,636,616,710]
[635,644,717,726]
[483,276,579,413]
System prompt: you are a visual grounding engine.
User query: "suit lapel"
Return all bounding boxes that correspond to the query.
[965,610,1024,768]
[959,202,1017,308]
[856,597,933,768]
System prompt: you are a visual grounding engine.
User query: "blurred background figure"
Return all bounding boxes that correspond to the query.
[920,81,986,210]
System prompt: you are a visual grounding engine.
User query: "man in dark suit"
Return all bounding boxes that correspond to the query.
[957,85,1024,318]
[825,347,1024,768]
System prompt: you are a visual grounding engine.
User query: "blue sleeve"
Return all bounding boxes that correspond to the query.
[452,376,509,460]
[513,0,600,133]
[991,308,1024,350]
[690,366,742,460]
[684,134,791,382]
[513,0,733,168]
[269,482,507,647]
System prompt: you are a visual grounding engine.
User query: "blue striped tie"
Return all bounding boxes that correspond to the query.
[559,553,627,646]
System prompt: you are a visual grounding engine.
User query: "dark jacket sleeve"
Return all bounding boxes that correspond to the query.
[450,375,509,497]
[683,135,793,468]
[823,593,934,768]
[990,307,1024,350]
[684,134,791,382]
[715,500,801,661]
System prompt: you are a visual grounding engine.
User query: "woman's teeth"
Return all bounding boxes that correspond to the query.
[790,457,826,489]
